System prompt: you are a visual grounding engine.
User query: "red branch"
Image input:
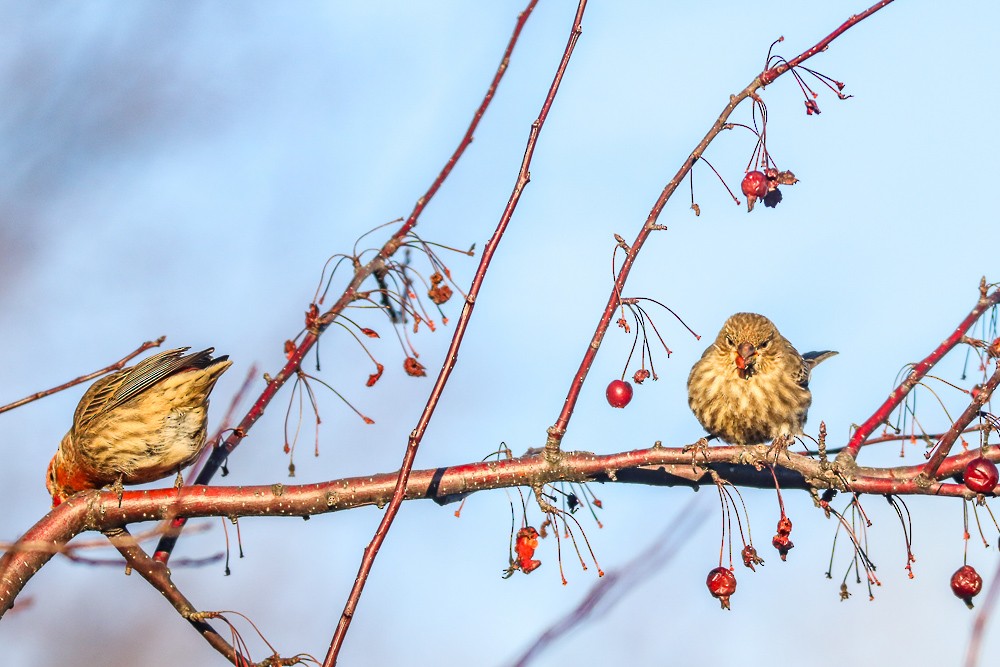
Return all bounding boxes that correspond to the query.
[760,0,896,85]
[6,432,999,617]
[546,0,895,455]
[839,281,1000,461]
[324,1,555,663]
[922,363,1000,479]
[106,528,253,666]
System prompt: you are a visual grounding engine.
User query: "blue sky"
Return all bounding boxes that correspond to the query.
[1,2,998,665]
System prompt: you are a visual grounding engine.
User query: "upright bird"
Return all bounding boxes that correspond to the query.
[687,313,836,446]
[46,347,232,506]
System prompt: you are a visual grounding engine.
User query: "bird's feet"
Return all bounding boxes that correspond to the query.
[682,437,712,470]
[111,474,125,507]
[767,434,793,463]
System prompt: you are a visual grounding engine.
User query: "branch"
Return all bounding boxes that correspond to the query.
[545,0,896,456]
[325,0,574,662]
[922,363,1000,480]
[105,528,253,666]
[6,430,999,618]
[152,0,531,566]
[759,0,896,85]
[839,280,1000,462]
[0,336,165,415]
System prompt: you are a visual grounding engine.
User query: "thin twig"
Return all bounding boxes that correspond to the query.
[922,364,1000,480]
[105,527,252,666]
[325,1,570,662]
[0,336,165,415]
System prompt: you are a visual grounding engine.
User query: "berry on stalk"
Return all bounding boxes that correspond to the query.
[741,171,768,212]
[706,566,737,610]
[951,565,983,609]
[606,379,633,408]
[772,515,794,561]
[964,457,999,494]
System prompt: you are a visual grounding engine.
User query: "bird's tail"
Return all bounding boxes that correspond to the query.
[803,350,838,368]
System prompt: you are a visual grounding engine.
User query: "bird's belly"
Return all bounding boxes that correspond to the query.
[698,375,809,446]
[82,408,208,484]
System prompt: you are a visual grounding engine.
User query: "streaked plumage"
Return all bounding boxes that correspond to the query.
[687,313,836,446]
[46,347,231,505]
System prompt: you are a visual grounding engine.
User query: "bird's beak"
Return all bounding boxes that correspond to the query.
[735,342,756,379]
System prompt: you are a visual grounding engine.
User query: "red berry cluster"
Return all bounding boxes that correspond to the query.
[772,516,793,561]
[706,567,737,610]
[740,168,798,212]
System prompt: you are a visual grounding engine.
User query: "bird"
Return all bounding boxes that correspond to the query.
[687,313,836,447]
[46,347,232,506]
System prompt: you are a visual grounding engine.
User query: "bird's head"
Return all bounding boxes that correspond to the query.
[46,453,66,507]
[715,312,780,380]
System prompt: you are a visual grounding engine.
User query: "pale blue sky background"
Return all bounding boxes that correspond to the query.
[1,2,998,665]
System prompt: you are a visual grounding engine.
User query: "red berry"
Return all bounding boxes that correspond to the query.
[964,457,999,494]
[951,565,983,609]
[741,544,763,571]
[606,379,633,408]
[741,170,768,198]
[706,566,737,610]
[772,534,794,561]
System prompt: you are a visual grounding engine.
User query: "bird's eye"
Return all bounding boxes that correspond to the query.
[725,335,735,346]
[759,339,770,349]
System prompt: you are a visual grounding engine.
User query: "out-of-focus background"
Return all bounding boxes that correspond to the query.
[2,2,998,665]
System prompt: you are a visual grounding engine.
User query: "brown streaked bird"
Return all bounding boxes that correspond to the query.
[46,347,232,506]
[687,313,836,446]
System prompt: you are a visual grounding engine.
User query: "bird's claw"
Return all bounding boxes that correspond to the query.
[736,447,762,467]
[767,435,793,463]
[111,475,125,507]
[682,438,712,471]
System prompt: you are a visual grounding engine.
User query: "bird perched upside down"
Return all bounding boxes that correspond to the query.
[46,347,232,506]
[687,313,836,447]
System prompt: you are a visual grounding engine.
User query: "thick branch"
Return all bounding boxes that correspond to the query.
[6,436,997,618]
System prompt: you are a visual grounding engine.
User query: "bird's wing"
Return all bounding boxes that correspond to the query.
[74,348,222,428]
[111,348,221,408]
